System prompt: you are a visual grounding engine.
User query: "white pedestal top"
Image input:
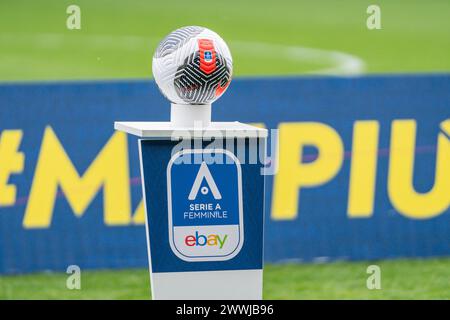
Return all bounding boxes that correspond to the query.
[114,121,268,139]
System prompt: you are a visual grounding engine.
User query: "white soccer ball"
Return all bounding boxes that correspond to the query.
[152,26,233,105]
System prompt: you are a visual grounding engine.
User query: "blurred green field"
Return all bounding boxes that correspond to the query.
[1,0,449,301]
[0,259,449,299]
[0,0,450,81]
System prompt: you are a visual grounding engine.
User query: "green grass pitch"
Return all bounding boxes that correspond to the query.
[0,0,450,81]
[1,259,449,299]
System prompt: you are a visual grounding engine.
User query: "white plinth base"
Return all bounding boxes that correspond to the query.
[170,103,211,127]
[114,121,268,139]
[151,269,263,300]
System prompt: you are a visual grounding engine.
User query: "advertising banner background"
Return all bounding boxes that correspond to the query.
[0,75,449,273]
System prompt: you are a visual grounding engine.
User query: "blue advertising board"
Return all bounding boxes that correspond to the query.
[166,149,244,262]
[0,74,449,273]
[139,140,264,273]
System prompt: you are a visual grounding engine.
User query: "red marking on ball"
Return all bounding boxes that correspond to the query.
[198,39,217,75]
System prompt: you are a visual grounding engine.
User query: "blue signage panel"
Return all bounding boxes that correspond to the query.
[0,75,449,274]
[139,140,264,273]
[167,149,244,262]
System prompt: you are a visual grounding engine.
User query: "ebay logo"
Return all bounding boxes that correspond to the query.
[184,231,228,249]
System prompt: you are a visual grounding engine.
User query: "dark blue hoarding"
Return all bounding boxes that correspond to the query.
[0,74,449,273]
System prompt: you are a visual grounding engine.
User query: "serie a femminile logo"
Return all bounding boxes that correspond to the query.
[167,149,244,262]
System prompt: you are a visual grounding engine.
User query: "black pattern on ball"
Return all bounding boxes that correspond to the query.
[174,51,231,104]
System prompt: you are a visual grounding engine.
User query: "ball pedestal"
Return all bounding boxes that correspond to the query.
[170,103,211,127]
[115,105,267,300]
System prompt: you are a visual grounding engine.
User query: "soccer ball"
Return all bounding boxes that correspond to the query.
[152,26,233,105]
